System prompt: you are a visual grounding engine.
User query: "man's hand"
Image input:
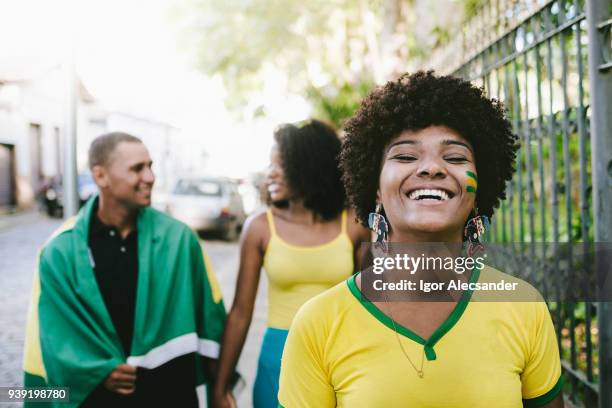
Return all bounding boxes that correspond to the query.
[213,389,237,408]
[103,364,137,395]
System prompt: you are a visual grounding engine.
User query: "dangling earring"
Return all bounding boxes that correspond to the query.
[368,203,388,253]
[464,207,489,257]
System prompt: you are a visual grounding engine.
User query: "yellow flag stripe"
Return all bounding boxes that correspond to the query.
[23,267,46,380]
[23,217,77,379]
[203,248,223,304]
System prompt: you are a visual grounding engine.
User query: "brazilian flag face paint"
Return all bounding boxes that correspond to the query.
[466,171,478,193]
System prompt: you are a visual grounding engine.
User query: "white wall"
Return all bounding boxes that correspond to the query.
[0,67,65,207]
[1,70,179,209]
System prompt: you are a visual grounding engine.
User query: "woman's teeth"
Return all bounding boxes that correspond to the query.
[408,189,450,201]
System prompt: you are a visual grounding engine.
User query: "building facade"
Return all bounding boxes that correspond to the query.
[0,66,177,213]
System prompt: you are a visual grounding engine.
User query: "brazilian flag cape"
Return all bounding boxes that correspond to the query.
[23,196,227,407]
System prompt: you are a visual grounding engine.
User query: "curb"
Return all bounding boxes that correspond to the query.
[0,210,45,232]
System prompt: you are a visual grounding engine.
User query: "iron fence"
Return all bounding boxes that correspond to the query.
[446,0,612,406]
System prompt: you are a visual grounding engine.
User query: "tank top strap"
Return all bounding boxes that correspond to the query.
[266,209,277,237]
[341,209,347,234]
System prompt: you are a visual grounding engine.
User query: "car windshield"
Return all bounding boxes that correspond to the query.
[174,179,222,196]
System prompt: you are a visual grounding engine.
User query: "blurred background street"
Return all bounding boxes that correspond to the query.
[1,0,611,406]
[0,212,266,407]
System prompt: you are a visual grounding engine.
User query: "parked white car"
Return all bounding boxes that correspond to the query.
[167,177,246,240]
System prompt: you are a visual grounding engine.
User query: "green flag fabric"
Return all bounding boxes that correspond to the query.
[23,196,228,407]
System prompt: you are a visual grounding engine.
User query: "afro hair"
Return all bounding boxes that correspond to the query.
[273,119,346,220]
[340,70,520,226]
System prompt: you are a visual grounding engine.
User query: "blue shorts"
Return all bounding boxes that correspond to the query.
[253,327,289,408]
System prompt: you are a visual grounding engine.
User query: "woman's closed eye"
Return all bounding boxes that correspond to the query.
[390,154,417,162]
[389,155,469,163]
[444,156,469,163]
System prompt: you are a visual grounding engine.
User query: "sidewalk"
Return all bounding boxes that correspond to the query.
[0,210,47,232]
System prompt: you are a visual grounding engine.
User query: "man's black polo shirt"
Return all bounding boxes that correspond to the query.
[82,206,198,407]
[88,210,139,353]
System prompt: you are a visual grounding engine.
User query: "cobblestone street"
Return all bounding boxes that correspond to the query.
[0,213,61,389]
[0,212,266,407]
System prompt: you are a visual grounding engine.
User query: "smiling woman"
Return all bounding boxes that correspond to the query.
[212,119,371,408]
[278,72,565,408]
[378,125,477,241]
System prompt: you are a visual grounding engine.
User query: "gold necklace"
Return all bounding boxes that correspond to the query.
[383,291,425,378]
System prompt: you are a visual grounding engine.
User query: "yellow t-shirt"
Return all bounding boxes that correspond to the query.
[278,266,563,408]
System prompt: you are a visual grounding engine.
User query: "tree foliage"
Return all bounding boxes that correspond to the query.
[172,0,408,126]
[308,80,374,129]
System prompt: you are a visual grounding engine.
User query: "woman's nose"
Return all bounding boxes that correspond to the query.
[267,165,280,178]
[416,157,446,178]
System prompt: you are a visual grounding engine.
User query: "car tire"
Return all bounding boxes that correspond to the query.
[223,221,239,241]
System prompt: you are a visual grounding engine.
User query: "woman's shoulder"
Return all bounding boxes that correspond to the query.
[477,265,544,300]
[466,267,556,342]
[239,209,272,249]
[243,208,273,235]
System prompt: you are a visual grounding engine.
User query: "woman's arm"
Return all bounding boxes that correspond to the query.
[213,212,268,406]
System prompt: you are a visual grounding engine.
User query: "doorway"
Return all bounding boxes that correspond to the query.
[0,143,17,209]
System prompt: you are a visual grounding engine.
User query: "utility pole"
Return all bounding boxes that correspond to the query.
[62,35,78,218]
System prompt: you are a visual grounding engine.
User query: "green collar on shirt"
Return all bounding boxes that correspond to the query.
[346,265,481,361]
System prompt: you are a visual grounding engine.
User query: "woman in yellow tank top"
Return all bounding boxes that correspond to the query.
[213,119,370,408]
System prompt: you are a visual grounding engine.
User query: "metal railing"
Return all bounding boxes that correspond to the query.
[442,0,612,406]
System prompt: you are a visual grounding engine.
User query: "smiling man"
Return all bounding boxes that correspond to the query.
[23,132,228,407]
